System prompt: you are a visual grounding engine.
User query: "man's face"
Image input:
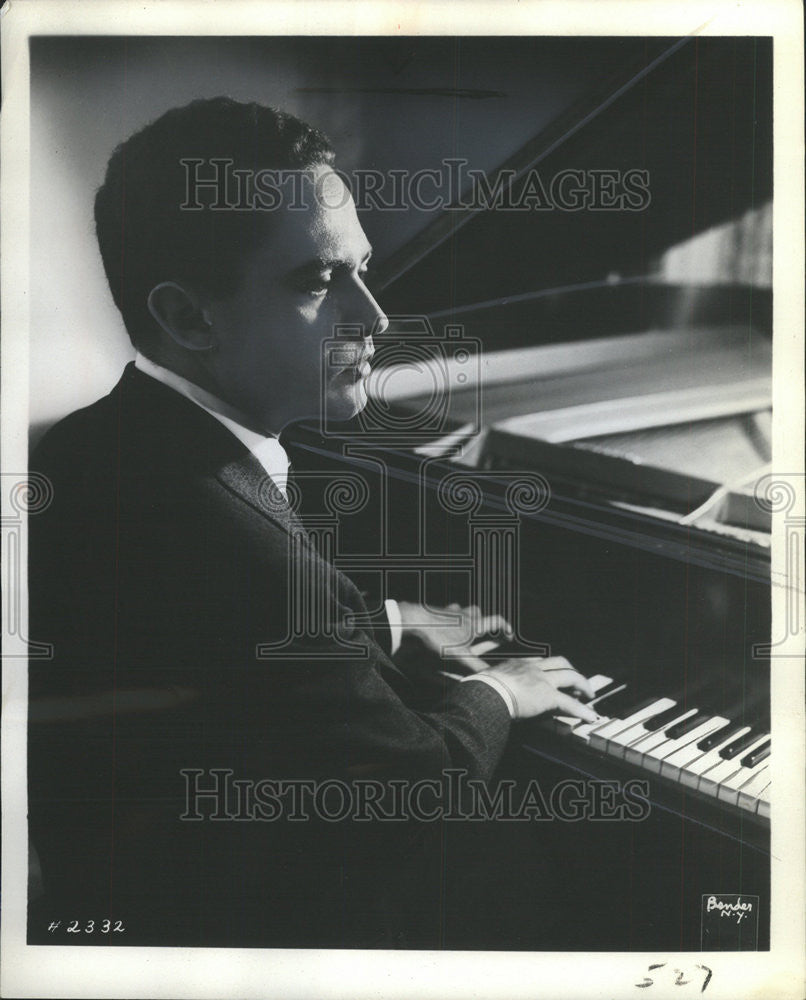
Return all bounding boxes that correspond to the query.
[203,166,388,432]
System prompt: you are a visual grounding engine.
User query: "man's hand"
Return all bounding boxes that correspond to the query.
[396,601,513,673]
[480,656,600,722]
[395,603,599,724]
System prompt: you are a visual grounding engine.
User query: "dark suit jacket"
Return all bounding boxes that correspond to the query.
[28,363,510,947]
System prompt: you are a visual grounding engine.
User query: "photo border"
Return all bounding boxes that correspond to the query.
[2,2,803,998]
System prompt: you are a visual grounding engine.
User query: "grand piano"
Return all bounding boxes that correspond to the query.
[283,35,773,950]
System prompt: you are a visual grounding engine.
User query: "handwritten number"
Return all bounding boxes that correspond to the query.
[56,917,124,935]
[635,963,711,994]
[696,965,713,994]
[636,963,665,988]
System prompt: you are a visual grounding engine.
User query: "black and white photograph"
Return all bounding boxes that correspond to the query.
[1,2,803,998]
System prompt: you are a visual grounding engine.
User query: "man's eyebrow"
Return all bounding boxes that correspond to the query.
[289,248,373,274]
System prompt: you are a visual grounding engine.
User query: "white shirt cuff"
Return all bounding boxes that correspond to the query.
[460,674,517,719]
[384,598,403,656]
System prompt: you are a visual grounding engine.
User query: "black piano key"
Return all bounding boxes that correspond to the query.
[719,729,761,760]
[589,686,635,718]
[643,702,688,732]
[697,721,741,751]
[582,679,625,703]
[664,711,709,739]
[740,739,770,768]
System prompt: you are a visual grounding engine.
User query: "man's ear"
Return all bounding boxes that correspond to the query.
[147,281,215,352]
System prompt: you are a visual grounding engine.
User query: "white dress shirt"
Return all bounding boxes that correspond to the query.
[134,353,403,654]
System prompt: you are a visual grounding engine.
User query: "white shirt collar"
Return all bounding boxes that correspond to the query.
[134,353,290,493]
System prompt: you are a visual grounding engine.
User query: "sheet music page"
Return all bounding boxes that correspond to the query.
[2,2,803,998]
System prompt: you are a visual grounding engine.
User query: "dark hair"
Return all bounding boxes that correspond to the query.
[94,97,335,355]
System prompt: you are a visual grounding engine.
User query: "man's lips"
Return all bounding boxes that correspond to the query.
[335,359,372,380]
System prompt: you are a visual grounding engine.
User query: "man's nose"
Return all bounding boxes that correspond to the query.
[369,295,390,337]
[349,280,389,339]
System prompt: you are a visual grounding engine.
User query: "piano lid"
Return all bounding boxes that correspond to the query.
[373,36,772,321]
[355,36,772,551]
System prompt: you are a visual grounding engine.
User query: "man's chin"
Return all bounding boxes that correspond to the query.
[327,381,368,422]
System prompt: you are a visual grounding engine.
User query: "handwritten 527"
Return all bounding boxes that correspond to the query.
[635,963,713,993]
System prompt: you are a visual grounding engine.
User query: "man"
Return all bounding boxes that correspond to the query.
[28,98,597,947]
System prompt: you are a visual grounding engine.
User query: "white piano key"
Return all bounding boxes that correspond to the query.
[548,675,613,732]
[659,716,730,780]
[562,709,624,743]
[757,782,771,819]
[551,714,611,739]
[678,725,751,789]
[587,674,615,693]
[698,734,769,797]
[588,698,676,754]
[569,718,614,743]
[623,709,700,768]
[640,714,725,773]
[735,767,770,813]
[596,700,683,760]
[719,754,771,807]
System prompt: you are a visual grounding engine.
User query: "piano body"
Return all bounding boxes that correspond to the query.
[285,35,774,949]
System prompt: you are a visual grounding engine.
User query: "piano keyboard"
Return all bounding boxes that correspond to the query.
[548,672,770,822]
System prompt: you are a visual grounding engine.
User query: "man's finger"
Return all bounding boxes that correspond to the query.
[541,668,596,701]
[474,614,513,638]
[554,690,600,724]
[567,671,596,700]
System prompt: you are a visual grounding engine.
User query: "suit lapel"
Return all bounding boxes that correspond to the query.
[117,363,310,543]
[215,452,311,542]
[118,364,408,681]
